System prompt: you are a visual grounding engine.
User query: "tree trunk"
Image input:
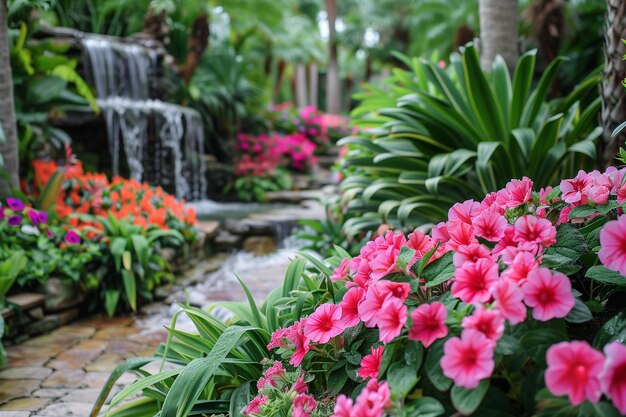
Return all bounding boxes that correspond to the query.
[325,0,340,114]
[479,0,520,71]
[308,63,318,108]
[295,64,308,108]
[273,58,287,104]
[179,14,210,84]
[0,0,19,195]
[599,0,626,168]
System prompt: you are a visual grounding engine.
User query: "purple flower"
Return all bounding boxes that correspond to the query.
[7,215,22,226]
[28,210,40,226]
[65,230,81,244]
[47,230,53,238]
[6,198,25,211]
[0,205,4,221]
[37,211,48,224]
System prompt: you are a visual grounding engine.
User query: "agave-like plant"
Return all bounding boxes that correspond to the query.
[90,255,336,417]
[338,43,602,236]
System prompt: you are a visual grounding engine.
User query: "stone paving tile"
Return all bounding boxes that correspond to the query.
[36,402,93,417]
[0,411,31,417]
[0,379,40,403]
[0,367,52,380]
[60,387,120,404]
[0,398,49,412]
[30,389,68,399]
[53,325,96,339]
[41,369,85,389]
[84,353,125,372]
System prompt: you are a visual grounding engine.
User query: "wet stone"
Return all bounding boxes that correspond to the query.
[31,388,69,398]
[0,412,31,417]
[0,379,40,403]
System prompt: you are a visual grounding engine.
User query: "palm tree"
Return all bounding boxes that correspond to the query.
[599,0,626,167]
[325,0,340,114]
[0,0,18,195]
[478,0,519,71]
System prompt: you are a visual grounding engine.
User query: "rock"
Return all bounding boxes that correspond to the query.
[0,379,40,403]
[239,219,273,235]
[43,279,84,313]
[196,220,220,240]
[214,231,241,249]
[224,219,250,235]
[42,369,85,389]
[0,398,50,411]
[25,309,80,336]
[242,236,277,256]
[6,293,45,311]
[0,366,53,380]
[159,248,176,264]
[35,402,93,417]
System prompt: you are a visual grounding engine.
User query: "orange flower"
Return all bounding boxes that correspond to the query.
[186,207,197,224]
[149,208,166,226]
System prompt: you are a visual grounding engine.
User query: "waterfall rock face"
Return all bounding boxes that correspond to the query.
[81,36,207,201]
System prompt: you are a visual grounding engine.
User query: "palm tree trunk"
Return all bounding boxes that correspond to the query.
[325,0,340,114]
[308,63,318,108]
[599,0,626,168]
[479,0,520,71]
[0,0,19,195]
[295,64,308,108]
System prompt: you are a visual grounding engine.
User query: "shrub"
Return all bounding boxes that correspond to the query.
[338,44,601,236]
[241,167,626,417]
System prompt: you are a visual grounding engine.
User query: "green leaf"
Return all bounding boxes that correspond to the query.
[569,205,600,220]
[388,361,419,398]
[37,168,64,210]
[121,270,137,311]
[406,397,445,417]
[90,357,158,417]
[422,252,455,287]
[396,246,416,271]
[130,235,149,269]
[521,327,568,366]
[425,338,452,391]
[585,266,626,286]
[122,251,132,271]
[110,237,127,272]
[328,366,350,395]
[229,382,251,417]
[594,310,626,348]
[451,380,489,415]
[104,289,121,318]
[26,75,67,104]
[565,298,592,323]
[160,326,257,417]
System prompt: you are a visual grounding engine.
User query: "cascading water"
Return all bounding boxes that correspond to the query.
[81,36,207,200]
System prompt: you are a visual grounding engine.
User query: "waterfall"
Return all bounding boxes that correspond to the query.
[81,36,207,200]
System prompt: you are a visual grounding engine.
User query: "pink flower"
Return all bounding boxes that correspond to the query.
[560,170,591,204]
[600,342,626,413]
[462,305,505,342]
[265,361,285,381]
[267,328,289,350]
[358,346,384,380]
[441,330,495,389]
[451,258,499,304]
[599,216,626,276]
[492,226,517,256]
[331,395,354,417]
[292,374,308,394]
[473,211,508,242]
[406,230,434,257]
[287,319,310,366]
[352,379,391,416]
[243,394,268,415]
[408,302,448,348]
[448,200,480,225]
[304,304,344,343]
[339,287,365,328]
[370,246,402,280]
[491,279,527,325]
[351,258,373,290]
[500,251,539,285]
[522,268,575,321]
[331,258,350,281]
[504,177,533,208]
[545,341,605,405]
[377,281,411,302]
[432,222,450,243]
[513,215,557,247]
[447,222,478,250]
[359,285,391,327]
[293,393,317,417]
[452,244,492,268]
[377,298,407,343]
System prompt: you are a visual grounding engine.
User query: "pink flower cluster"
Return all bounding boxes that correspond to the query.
[243,361,314,416]
[266,169,626,411]
[234,131,317,175]
[331,379,391,417]
[545,340,626,413]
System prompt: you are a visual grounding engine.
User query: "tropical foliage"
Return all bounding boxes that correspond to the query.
[337,44,601,236]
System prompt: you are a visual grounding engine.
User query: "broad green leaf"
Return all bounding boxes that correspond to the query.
[121,270,137,311]
[585,266,626,286]
[451,380,489,415]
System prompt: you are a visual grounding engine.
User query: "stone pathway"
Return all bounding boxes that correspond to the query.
[0,316,166,417]
[0,249,294,416]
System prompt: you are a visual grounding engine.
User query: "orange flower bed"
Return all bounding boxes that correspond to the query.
[32,158,197,240]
